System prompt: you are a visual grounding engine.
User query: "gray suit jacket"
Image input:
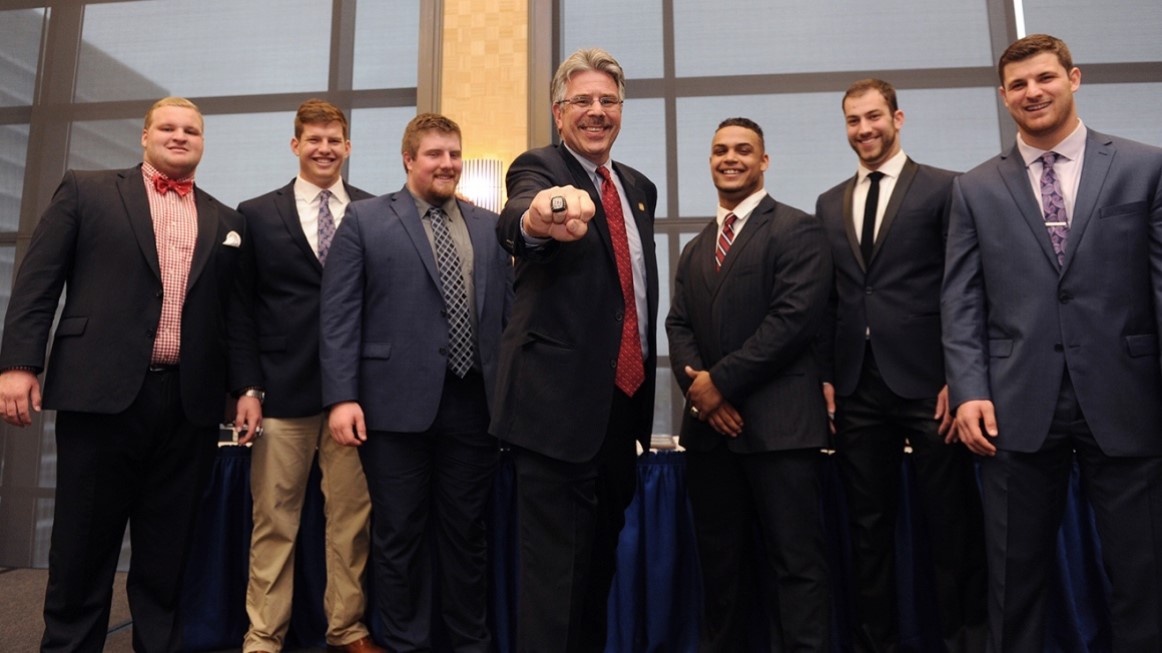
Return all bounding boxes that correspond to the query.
[942,129,1162,455]
[666,194,832,453]
[319,187,512,432]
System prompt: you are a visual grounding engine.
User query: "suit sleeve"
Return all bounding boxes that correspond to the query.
[712,214,832,401]
[940,176,991,409]
[665,238,704,394]
[813,196,837,386]
[1149,162,1162,376]
[319,203,368,407]
[0,172,81,370]
[226,201,263,391]
[496,150,560,261]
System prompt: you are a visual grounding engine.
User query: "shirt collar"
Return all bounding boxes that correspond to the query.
[563,143,610,183]
[408,189,457,220]
[717,189,767,225]
[1017,120,1087,167]
[857,149,907,183]
[295,176,348,203]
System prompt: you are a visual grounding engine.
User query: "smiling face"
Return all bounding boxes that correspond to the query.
[292,121,351,188]
[999,51,1081,150]
[553,69,622,166]
[844,90,904,170]
[710,125,768,209]
[141,105,204,178]
[403,129,462,205]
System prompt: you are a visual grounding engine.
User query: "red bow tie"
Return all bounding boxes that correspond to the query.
[153,174,193,197]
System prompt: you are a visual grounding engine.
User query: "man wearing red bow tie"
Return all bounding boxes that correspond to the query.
[0,96,255,652]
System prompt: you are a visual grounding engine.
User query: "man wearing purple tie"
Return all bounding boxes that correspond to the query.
[942,34,1162,652]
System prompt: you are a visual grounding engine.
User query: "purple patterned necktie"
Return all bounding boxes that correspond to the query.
[317,189,335,266]
[1039,152,1069,266]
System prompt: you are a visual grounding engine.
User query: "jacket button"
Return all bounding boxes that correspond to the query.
[865,287,874,295]
[615,311,624,322]
[155,290,163,299]
[609,359,617,369]
[1054,344,1064,352]
[440,308,448,318]
[1058,292,1072,304]
[438,347,448,356]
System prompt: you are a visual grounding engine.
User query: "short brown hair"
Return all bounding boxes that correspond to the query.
[294,98,349,139]
[144,96,201,130]
[401,113,462,158]
[843,79,898,113]
[998,34,1073,83]
[551,48,626,105]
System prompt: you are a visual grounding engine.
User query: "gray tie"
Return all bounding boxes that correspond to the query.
[317,189,335,265]
[429,207,474,377]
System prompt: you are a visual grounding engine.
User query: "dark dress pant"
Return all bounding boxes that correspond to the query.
[836,345,986,653]
[42,367,218,653]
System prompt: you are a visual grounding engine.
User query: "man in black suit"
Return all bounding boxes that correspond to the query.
[232,99,381,653]
[666,117,832,652]
[492,48,658,652]
[0,97,255,652]
[943,34,1162,651]
[816,79,985,653]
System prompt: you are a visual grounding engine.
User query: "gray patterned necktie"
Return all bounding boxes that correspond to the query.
[1039,152,1070,266]
[429,207,474,377]
[317,189,335,265]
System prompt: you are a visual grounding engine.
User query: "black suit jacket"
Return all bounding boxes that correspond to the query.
[492,144,659,463]
[816,159,957,399]
[666,194,832,452]
[231,179,373,417]
[0,165,245,427]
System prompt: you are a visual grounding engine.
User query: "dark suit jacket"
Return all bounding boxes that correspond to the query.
[942,129,1162,455]
[231,179,373,417]
[666,194,832,453]
[491,144,659,463]
[319,187,512,432]
[0,165,245,427]
[817,159,957,399]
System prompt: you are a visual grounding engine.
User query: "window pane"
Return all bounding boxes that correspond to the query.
[654,233,671,357]
[1075,83,1162,148]
[677,88,1002,216]
[198,112,299,209]
[612,98,667,217]
[347,107,417,197]
[68,118,141,171]
[1,124,30,232]
[561,0,663,79]
[353,0,420,89]
[0,246,14,341]
[1023,0,1162,63]
[76,0,331,102]
[673,0,992,77]
[0,8,45,107]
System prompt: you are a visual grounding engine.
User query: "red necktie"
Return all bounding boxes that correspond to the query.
[716,212,737,271]
[153,174,193,197]
[597,166,645,396]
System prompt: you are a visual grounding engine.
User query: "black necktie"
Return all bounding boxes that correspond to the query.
[861,171,884,264]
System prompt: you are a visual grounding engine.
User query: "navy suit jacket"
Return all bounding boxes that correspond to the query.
[232,179,374,417]
[319,187,512,432]
[666,194,832,453]
[817,159,957,399]
[942,129,1162,455]
[492,144,659,463]
[0,165,245,427]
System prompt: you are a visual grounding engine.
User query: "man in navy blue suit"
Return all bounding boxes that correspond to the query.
[942,34,1162,652]
[322,113,511,653]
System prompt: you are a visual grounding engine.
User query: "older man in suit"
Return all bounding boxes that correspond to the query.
[666,117,832,652]
[817,79,985,653]
[322,113,511,653]
[492,48,658,652]
[232,99,380,653]
[0,97,254,652]
[942,34,1162,652]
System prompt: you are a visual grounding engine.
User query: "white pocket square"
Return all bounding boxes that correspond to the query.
[222,231,242,247]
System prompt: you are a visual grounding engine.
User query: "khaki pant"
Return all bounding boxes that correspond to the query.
[242,414,372,652]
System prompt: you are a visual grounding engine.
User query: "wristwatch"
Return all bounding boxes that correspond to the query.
[237,387,266,404]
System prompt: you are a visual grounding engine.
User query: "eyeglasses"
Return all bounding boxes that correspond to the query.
[557,95,624,111]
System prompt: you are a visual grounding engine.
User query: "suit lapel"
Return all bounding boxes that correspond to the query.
[1063,131,1114,273]
[691,218,719,296]
[558,147,614,262]
[275,180,322,272]
[872,158,918,261]
[840,176,864,271]
[186,188,219,290]
[395,190,442,289]
[460,201,493,318]
[118,166,161,279]
[714,195,771,296]
[999,145,1060,270]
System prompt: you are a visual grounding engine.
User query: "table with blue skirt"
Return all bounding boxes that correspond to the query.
[180,447,1111,652]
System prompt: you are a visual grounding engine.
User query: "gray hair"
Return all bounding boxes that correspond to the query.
[550,48,626,104]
